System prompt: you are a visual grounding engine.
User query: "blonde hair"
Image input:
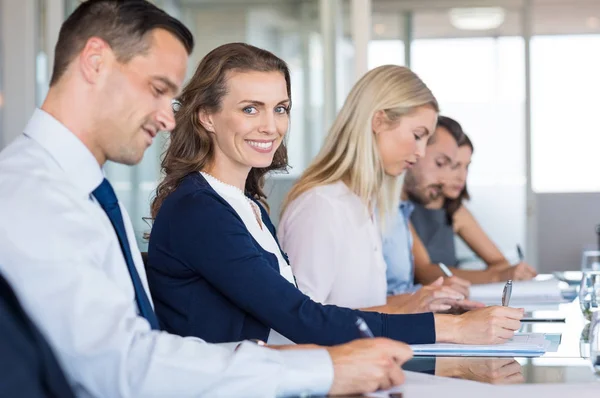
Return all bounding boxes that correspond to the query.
[282,65,438,230]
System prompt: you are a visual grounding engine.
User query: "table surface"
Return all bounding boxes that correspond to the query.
[402,277,600,386]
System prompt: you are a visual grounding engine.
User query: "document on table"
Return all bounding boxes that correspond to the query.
[469,279,564,306]
[409,333,550,357]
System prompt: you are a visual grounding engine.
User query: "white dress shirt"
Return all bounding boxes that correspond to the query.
[0,109,333,398]
[278,181,388,309]
[200,172,295,346]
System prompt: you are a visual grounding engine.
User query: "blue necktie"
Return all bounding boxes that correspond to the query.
[92,178,160,330]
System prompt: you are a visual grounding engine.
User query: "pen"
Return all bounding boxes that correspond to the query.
[355,316,375,338]
[502,280,513,307]
[516,245,524,262]
[438,262,454,277]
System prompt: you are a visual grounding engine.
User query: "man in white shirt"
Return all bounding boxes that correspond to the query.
[0,1,413,397]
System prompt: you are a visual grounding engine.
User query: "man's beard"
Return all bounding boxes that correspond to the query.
[407,184,443,205]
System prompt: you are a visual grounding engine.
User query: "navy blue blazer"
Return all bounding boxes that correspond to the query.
[147,173,435,345]
[0,273,75,398]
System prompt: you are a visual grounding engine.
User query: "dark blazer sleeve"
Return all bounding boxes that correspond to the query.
[0,274,75,398]
[168,190,436,345]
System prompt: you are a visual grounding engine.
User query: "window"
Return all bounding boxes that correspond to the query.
[531,35,600,193]
[411,36,526,261]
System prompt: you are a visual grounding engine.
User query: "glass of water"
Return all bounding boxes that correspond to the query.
[581,250,600,271]
[589,312,600,374]
[580,270,600,321]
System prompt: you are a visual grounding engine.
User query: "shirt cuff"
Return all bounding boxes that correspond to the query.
[215,341,244,352]
[275,348,334,397]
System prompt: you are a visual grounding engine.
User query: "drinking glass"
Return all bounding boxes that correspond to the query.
[580,270,600,321]
[589,312,600,374]
[581,250,600,271]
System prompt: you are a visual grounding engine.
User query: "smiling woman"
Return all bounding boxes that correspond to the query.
[198,70,291,183]
[146,44,440,347]
[150,43,291,218]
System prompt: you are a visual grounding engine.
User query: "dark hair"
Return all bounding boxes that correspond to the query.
[432,115,465,146]
[50,0,194,85]
[441,117,474,223]
[150,42,291,219]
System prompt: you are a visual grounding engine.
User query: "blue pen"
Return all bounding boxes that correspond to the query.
[355,316,375,338]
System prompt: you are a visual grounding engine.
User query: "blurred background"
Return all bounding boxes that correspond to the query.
[1,0,600,273]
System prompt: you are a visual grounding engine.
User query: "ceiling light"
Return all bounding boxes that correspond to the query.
[373,23,386,36]
[587,16,600,29]
[449,7,506,31]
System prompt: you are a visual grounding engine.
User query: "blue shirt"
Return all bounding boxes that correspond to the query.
[383,201,419,295]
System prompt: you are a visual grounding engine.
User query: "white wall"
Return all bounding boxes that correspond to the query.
[536,192,600,272]
[0,0,37,148]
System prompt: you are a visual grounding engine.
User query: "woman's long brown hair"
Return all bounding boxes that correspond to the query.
[150,43,291,219]
[442,118,473,224]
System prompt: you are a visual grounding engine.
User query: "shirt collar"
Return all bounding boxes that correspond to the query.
[200,172,249,204]
[24,108,104,195]
[400,200,415,219]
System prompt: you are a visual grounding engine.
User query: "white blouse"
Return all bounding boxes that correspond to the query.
[201,172,295,345]
[278,181,387,309]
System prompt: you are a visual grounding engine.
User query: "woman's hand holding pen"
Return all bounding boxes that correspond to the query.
[435,306,524,345]
[441,275,471,297]
[491,262,537,281]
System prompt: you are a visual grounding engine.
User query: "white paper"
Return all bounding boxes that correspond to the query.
[469,279,563,306]
[409,333,549,357]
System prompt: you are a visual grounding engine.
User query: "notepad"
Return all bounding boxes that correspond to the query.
[410,333,548,357]
[469,279,564,306]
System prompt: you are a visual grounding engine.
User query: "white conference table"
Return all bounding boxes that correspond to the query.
[310,274,600,397]
[397,276,600,394]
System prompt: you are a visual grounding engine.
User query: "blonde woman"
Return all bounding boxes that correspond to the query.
[278,66,507,322]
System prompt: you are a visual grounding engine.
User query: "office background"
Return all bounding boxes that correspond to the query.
[1,0,600,273]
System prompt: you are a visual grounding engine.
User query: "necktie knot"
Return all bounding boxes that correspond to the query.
[92,178,118,210]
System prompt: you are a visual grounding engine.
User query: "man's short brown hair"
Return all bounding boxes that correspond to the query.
[50,0,194,86]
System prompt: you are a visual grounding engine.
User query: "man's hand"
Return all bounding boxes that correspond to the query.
[326,338,413,395]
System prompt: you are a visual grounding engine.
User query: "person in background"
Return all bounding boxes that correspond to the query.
[427,130,536,280]
[147,52,522,351]
[383,116,471,298]
[406,116,537,285]
[0,1,412,397]
[279,67,479,313]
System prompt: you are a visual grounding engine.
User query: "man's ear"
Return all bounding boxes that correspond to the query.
[78,37,111,84]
